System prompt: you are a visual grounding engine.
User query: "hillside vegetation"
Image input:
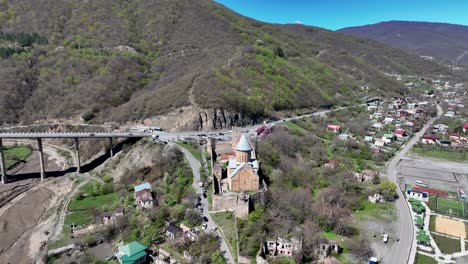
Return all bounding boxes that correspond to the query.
[0,0,455,128]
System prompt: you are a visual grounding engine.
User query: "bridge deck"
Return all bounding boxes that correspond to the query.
[0,132,152,138]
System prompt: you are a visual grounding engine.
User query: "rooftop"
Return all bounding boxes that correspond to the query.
[236,134,252,152]
[119,241,147,258]
[134,182,151,193]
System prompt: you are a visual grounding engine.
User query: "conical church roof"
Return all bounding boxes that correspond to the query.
[236,134,252,151]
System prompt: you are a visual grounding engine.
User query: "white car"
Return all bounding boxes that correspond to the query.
[202,223,208,230]
[383,234,388,243]
[211,226,218,232]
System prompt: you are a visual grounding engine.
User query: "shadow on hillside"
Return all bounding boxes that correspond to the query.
[6,138,141,183]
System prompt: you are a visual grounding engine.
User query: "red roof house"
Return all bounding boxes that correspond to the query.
[463,124,468,133]
[327,125,341,133]
[393,129,406,137]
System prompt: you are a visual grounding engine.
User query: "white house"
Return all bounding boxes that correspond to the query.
[406,189,429,202]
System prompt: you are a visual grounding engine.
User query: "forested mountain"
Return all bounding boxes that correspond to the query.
[0,1,454,129]
[339,21,468,65]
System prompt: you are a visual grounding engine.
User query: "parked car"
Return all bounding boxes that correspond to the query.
[202,223,208,230]
[198,207,203,213]
[203,216,208,222]
[383,234,388,243]
[211,226,217,232]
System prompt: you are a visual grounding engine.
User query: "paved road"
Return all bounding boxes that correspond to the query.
[385,105,442,264]
[153,106,354,143]
[173,143,235,264]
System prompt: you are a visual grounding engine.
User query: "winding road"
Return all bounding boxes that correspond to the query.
[173,143,235,264]
[385,105,442,264]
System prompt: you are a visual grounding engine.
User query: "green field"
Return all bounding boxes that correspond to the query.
[4,146,32,169]
[413,145,468,162]
[436,197,464,217]
[432,233,461,254]
[68,192,118,211]
[211,212,238,263]
[415,253,437,264]
[354,201,397,221]
[65,211,93,226]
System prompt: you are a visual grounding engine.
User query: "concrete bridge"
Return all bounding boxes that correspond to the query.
[0,132,151,184]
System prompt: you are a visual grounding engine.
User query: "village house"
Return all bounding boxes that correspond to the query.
[421,135,437,144]
[368,193,384,204]
[464,124,468,133]
[406,189,429,202]
[184,227,200,242]
[100,207,124,226]
[372,123,383,130]
[154,248,177,264]
[166,224,183,240]
[338,133,350,140]
[134,183,154,210]
[355,170,379,183]
[327,124,341,133]
[393,129,406,138]
[445,111,455,118]
[374,140,385,148]
[118,241,148,264]
[226,134,260,192]
[381,133,395,144]
[384,117,394,124]
[263,237,302,257]
[315,239,340,259]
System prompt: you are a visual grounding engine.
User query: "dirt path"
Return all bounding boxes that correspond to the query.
[0,187,52,262]
[188,74,202,109]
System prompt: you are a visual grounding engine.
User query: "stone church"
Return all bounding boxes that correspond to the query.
[226,134,260,192]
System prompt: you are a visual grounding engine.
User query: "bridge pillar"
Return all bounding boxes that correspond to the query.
[109,137,113,158]
[37,138,46,181]
[0,138,7,184]
[74,138,81,173]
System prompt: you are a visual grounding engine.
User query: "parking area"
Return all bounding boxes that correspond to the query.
[398,158,468,192]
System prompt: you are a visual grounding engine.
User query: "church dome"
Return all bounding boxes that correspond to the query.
[236,134,252,152]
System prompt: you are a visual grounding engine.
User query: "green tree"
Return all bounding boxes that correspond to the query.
[379,180,397,200]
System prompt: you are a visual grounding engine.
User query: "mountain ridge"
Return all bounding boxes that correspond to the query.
[0,0,456,130]
[338,20,468,65]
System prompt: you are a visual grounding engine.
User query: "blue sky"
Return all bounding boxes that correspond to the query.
[214,0,468,30]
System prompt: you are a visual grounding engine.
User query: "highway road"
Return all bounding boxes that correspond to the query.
[385,105,442,264]
[173,143,235,264]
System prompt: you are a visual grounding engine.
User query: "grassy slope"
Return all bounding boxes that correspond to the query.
[4,146,32,169]
[211,212,238,262]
